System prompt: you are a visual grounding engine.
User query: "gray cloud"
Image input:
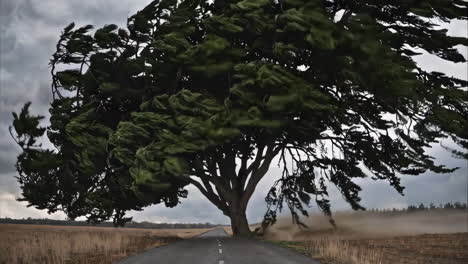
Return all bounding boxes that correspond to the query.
[129,186,231,224]
[0,0,466,224]
[0,190,67,219]
[0,139,17,174]
[0,32,16,54]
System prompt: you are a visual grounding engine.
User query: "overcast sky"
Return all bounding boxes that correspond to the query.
[0,0,467,225]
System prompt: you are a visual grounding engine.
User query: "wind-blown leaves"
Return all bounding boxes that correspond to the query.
[10,0,468,228]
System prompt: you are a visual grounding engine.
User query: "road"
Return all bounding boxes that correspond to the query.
[117,227,321,264]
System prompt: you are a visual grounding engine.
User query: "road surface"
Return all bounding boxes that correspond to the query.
[117,227,321,264]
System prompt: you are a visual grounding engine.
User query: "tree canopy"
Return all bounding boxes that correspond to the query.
[11,0,468,235]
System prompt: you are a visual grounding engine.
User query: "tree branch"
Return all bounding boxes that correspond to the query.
[237,151,249,188]
[241,144,265,189]
[241,145,280,209]
[192,157,217,197]
[196,153,232,204]
[186,176,229,216]
[219,148,238,190]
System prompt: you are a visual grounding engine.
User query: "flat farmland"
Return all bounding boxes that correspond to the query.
[0,224,211,264]
[281,233,468,264]
[266,209,468,264]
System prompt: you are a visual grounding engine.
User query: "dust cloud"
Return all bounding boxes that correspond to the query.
[264,210,468,241]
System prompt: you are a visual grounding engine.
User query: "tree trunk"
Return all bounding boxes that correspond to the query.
[189,146,279,237]
[229,199,251,237]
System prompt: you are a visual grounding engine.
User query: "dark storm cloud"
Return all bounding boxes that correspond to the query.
[0,0,152,220]
[0,0,467,223]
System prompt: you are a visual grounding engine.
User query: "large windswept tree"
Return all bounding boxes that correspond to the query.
[11,0,467,236]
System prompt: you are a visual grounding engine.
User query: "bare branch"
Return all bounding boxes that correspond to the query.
[241,145,280,208]
[242,144,265,186]
[186,176,229,216]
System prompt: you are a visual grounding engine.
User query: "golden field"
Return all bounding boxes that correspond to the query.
[0,224,210,264]
[265,209,468,264]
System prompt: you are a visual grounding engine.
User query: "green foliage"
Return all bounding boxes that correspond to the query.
[10,0,468,228]
[11,103,46,148]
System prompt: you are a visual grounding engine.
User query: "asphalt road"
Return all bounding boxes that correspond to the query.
[117,227,321,264]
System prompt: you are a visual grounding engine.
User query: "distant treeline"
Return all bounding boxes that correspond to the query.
[0,217,216,229]
[368,202,467,213]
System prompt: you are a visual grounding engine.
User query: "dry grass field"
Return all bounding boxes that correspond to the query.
[265,210,468,264]
[0,224,210,264]
[276,233,468,264]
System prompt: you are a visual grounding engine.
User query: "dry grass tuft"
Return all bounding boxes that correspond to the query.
[0,224,210,264]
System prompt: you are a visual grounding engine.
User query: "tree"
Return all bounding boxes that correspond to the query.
[10,0,468,237]
[444,202,455,209]
[418,203,426,210]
